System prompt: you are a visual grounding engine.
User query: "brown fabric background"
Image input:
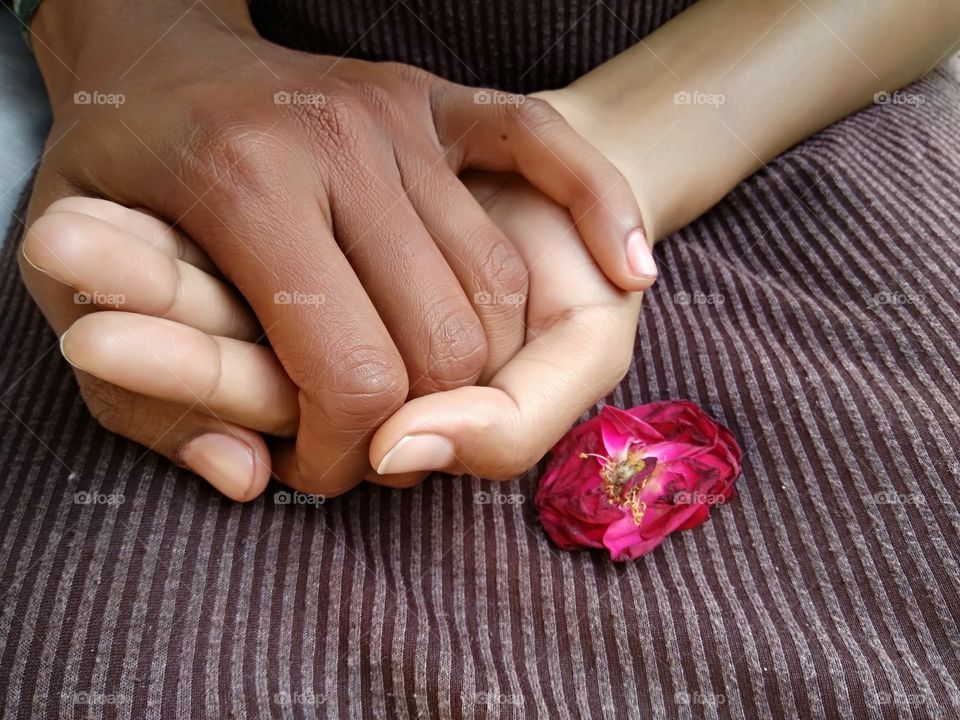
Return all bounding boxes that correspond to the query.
[2,1,960,718]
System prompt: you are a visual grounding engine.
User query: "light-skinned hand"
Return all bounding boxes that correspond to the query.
[23,173,642,497]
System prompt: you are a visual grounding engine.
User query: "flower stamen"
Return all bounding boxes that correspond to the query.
[600,451,650,526]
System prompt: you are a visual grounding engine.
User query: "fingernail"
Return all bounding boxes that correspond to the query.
[626,228,657,279]
[59,328,83,370]
[376,434,456,475]
[179,433,255,499]
[21,243,48,274]
[21,243,67,283]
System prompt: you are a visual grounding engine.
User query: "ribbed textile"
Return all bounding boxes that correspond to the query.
[2,3,960,719]
[249,0,697,93]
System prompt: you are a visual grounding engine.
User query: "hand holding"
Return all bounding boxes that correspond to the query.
[23,1,654,496]
[24,173,643,496]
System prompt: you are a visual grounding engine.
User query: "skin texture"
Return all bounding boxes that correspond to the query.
[22,0,957,496]
[25,175,642,497]
[20,0,654,497]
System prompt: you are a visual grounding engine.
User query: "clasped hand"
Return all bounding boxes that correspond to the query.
[20,17,655,499]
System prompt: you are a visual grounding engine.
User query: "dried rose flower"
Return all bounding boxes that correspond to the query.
[535,401,742,560]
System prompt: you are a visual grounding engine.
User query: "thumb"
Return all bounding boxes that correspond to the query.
[370,307,636,481]
[434,89,657,292]
[370,385,537,481]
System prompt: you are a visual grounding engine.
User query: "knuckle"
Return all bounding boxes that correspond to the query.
[512,95,559,132]
[350,81,401,124]
[292,90,367,157]
[421,302,487,389]
[179,118,293,202]
[380,61,434,89]
[318,347,408,430]
[473,233,529,301]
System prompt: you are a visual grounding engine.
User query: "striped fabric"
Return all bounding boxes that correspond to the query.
[2,2,960,718]
[248,0,698,93]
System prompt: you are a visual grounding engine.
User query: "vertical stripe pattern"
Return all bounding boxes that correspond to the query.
[3,2,960,718]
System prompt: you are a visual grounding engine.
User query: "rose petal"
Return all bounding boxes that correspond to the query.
[599,406,638,456]
[537,400,743,561]
[603,517,668,560]
[676,504,711,530]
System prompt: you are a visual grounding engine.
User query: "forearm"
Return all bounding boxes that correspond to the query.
[542,0,960,241]
[30,0,255,110]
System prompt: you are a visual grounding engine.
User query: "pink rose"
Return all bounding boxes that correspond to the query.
[535,401,742,561]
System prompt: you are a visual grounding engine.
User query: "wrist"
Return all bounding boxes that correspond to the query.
[537,76,737,243]
[31,0,257,113]
[534,86,664,242]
